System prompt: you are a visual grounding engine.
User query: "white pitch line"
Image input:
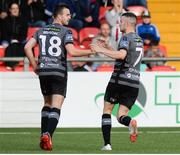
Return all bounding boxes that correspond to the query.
[0,131,129,135]
[0,131,180,135]
[0,132,31,135]
[56,131,131,134]
[147,131,180,134]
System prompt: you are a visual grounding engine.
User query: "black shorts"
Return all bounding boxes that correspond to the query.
[39,75,67,97]
[104,82,139,110]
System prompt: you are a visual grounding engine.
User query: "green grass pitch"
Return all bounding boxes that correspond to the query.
[0,127,180,153]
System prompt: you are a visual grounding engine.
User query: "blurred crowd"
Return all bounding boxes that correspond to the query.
[0,0,170,71]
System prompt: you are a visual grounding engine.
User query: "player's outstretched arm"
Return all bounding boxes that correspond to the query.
[65,44,94,57]
[90,44,127,60]
[24,38,37,74]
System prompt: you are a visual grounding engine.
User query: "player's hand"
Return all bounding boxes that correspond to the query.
[90,43,103,53]
[96,39,106,47]
[0,12,7,19]
[90,48,96,54]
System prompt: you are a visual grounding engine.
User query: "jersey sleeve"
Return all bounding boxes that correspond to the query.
[118,35,129,51]
[64,29,74,45]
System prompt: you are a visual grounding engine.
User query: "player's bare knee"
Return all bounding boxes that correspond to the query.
[44,96,52,106]
[103,102,114,114]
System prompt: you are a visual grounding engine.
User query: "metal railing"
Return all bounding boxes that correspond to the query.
[0,57,180,71]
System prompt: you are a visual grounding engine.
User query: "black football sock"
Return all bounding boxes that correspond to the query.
[118,115,131,126]
[47,108,60,137]
[41,106,51,134]
[102,114,112,145]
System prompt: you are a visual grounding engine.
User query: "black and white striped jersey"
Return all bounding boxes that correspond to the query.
[110,32,143,88]
[33,23,73,78]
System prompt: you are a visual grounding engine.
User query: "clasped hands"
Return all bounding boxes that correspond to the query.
[90,38,107,54]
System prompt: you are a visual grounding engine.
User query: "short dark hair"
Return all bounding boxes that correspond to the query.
[8,2,19,9]
[122,12,137,20]
[53,3,69,18]
[122,12,137,26]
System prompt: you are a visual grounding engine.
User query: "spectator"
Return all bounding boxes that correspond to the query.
[123,0,147,8]
[0,0,11,20]
[1,2,28,69]
[44,0,83,31]
[91,22,117,71]
[144,40,166,69]
[99,0,113,6]
[105,0,125,42]
[136,10,160,45]
[0,0,13,44]
[82,0,100,27]
[21,0,46,27]
[63,0,100,28]
[0,19,2,43]
[0,0,27,12]
[45,0,100,30]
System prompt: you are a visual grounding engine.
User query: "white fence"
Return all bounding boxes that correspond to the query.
[0,72,180,127]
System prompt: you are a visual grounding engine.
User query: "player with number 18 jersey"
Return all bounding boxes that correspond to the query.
[33,23,73,79]
[24,4,93,151]
[33,24,73,97]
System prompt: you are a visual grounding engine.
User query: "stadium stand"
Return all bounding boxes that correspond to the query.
[98,6,112,22]
[0,66,13,71]
[146,65,176,71]
[33,46,39,57]
[148,0,180,70]
[96,65,114,72]
[0,0,180,72]
[127,6,147,16]
[79,27,100,48]
[158,45,168,57]
[127,6,147,24]
[144,44,168,56]
[14,66,33,72]
[27,27,40,40]
[69,27,79,46]
[0,47,5,65]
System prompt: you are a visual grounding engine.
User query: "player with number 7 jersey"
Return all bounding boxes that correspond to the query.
[24,4,94,151]
[91,12,143,150]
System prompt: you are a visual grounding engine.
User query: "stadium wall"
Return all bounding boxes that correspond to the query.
[0,72,180,127]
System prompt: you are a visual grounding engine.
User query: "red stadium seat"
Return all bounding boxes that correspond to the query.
[143,45,149,51]
[81,38,93,49]
[74,45,86,49]
[127,6,147,17]
[18,61,24,66]
[34,45,39,57]
[159,45,168,57]
[69,27,79,41]
[0,47,5,66]
[144,44,168,57]
[96,65,113,72]
[14,66,33,72]
[137,16,143,24]
[0,46,5,57]
[147,66,176,71]
[79,27,100,48]
[99,6,112,21]
[0,66,13,72]
[27,27,40,40]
